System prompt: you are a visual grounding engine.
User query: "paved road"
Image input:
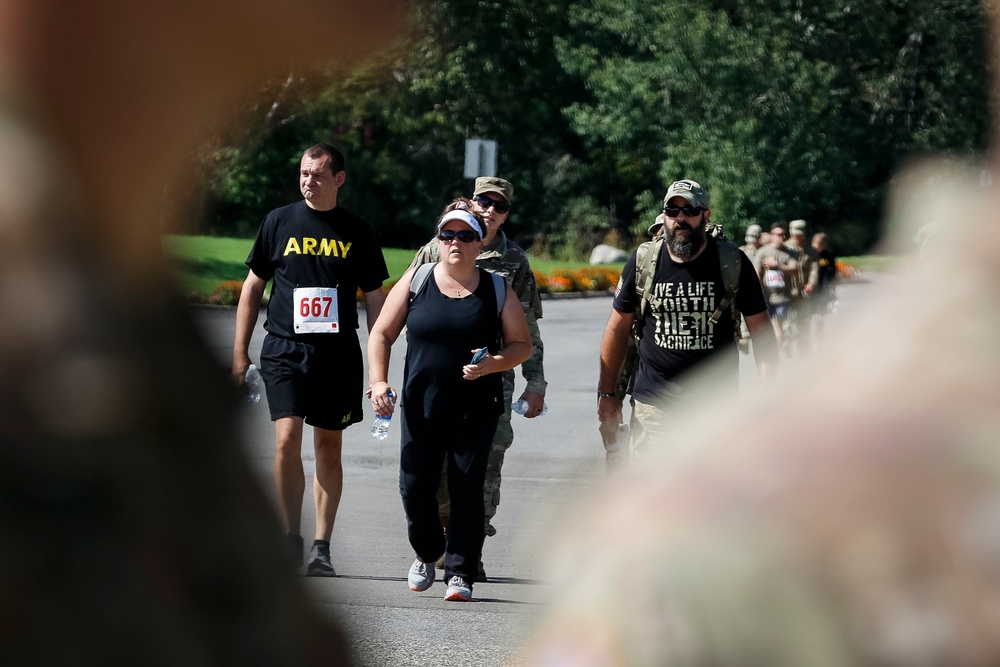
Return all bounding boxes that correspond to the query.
[193,275,884,666]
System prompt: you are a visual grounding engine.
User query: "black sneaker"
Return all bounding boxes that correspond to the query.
[305,542,336,577]
[285,533,304,567]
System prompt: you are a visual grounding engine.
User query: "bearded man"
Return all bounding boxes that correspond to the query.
[597,179,777,456]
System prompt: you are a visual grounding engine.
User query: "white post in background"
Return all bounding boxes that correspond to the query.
[464,139,497,178]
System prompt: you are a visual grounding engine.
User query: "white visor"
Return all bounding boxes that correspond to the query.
[437,210,483,239]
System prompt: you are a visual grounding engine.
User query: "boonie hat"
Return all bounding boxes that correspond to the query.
[473,176,514,204]
[663,179,709,208]
[745,223,762,242]
[437,210,484,239]
[648,213,665,237]
[789,219,807,233]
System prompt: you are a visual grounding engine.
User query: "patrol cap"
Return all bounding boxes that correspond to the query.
[437,210,484,239]
[473,176,514,203]
[663,179,709,208]
[789,219,807,233]
[745,223,762,242]
[648,213,665,237]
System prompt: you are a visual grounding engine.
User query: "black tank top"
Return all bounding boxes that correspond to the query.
[403,267,503,419]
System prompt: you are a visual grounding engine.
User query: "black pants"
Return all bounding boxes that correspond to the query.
[399,405,498,583]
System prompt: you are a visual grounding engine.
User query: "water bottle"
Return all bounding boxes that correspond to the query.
[370,390,394,440]
[245,364,261,404]
[605,424,628,477]
[512,398,547,416]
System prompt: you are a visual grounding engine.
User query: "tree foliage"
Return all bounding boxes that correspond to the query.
[170,0,992,256]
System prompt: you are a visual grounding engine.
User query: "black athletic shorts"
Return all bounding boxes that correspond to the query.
[259,332,364,431]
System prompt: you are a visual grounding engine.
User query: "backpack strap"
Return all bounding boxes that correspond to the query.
[709,238,743,329]
[632,237,663,339]
[491,272,506,315]
[408,263,436,302]
[410,263,505,316]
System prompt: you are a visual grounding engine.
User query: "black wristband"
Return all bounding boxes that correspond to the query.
[597,392,615,398]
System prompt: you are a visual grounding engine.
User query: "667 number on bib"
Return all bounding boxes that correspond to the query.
[293,287,340,333]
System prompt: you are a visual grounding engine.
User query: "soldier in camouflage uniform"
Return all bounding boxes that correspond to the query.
[786,219,819,354]
[408,177,546,581]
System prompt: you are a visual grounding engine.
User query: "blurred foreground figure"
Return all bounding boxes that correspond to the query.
[525,161,1000,666]
[0,1,396,664]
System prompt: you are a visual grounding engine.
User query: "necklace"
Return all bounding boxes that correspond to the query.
[441,269,475,297]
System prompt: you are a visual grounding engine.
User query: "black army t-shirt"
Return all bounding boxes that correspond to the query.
[614,236,766,402]
[246,201,389,341]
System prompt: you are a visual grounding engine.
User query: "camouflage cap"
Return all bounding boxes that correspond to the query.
[745,223,762,241]
[663,179,709,208]
[789,219,807,233]
[474,176,514,203]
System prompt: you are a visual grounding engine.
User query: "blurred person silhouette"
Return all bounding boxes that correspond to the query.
[809,232,838,349]
[524,158,1000,666]
[0,0,397,664]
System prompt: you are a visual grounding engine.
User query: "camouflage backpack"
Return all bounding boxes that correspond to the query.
[616,224,745,399]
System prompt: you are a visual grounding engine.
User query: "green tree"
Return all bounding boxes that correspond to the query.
[175,0,991,258]
[557,0,991,253]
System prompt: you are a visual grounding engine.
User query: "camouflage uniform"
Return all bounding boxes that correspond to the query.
[784,235,819,353]
[409,228,546,537]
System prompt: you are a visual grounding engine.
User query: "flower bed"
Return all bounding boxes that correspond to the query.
[534,267,621,294]
[193,262,861,305]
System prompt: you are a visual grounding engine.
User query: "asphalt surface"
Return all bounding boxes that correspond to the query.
[192,276,881,666]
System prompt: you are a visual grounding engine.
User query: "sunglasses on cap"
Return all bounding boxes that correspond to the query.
[663,205,704,217]
[473,194,510,214]
[437,229,480,243]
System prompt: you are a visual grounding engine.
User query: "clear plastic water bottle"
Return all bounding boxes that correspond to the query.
[605,424,628,477]
[512,398,547,416]
[370,390,394,440]
[245,364,261,404]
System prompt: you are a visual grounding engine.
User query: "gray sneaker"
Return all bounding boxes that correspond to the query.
[408,558,435,592]
[305,542,336,577]
[443,576,472,602]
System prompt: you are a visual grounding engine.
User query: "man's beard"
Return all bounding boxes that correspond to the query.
[667,218,707,260]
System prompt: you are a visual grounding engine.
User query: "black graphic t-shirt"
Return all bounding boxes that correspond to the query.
[614,237,766,402]
[246,201,389,341]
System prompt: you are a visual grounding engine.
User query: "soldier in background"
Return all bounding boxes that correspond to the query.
[740,223,764,260]
[409,177,546,582]
[785,219,819,354]
[753,222,798,353]
[736,224,765,351]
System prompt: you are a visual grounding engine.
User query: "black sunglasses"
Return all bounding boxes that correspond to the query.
[438,229,480,243]
[473,194,510,214]
[663,205,704,217]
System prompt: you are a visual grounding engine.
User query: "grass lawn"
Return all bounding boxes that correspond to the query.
[164,234,893,300]
[163,235,609,296]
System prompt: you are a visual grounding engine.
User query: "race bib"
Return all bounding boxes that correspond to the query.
[764,269,786,289]
[293,287,340,333]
